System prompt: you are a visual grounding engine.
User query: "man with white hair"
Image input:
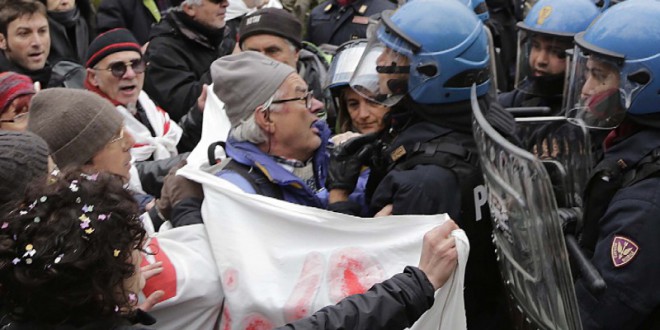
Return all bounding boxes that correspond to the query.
[213,50,336,207]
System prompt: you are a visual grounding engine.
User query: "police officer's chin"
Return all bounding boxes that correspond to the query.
[522,73,565,97]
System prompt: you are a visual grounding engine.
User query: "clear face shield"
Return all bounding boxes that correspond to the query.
[564,47,631,130]
[514,30,572,96]
[349,14,419,107]
[325,40,368,130]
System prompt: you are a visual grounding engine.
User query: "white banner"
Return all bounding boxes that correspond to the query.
[141,224,224,330]
[178,164,469,330]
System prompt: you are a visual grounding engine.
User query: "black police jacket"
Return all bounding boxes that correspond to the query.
[577,127,660,329]
[306,0,395,46]
[144,11,228,121]
[366,98,513,330]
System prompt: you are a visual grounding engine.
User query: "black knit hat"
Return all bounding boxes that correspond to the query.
[239,8,302,49]
[85,28,142,68]
[0,130,50,209]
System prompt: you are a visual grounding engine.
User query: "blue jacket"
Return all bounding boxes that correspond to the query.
[576,128,660,329]
[217,121,331,208]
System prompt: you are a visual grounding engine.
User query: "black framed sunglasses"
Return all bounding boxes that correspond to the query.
[96,59,147,78]
[269,90,315,110]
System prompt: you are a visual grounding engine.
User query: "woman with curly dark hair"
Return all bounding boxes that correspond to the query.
[0,170,154,329]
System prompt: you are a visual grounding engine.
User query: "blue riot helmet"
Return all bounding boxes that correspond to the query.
[514,0,600,97]
[565,0,660,129]
[349,0,490,107]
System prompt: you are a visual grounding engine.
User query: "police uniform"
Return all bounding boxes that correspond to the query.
[305,0,396,46]
[577,127,660,329]
[365,98,513,330]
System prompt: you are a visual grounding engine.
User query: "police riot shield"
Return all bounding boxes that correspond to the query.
[471,86,582,330]
[514,115,592,209]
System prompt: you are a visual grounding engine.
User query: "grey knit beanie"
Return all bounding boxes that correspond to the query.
[211,51,295,127]
[27,88,123,169]
[0,130,49,209]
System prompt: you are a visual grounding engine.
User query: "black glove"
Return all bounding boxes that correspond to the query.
[326,133,379,193]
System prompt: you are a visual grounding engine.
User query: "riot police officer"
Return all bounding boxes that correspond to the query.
[498,0,600,116]
[325,0,515,328]
[565,0,660,328]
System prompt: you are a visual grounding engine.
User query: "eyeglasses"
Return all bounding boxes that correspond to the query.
[108,128,125,145]
[95,59,146,78]
[267,90,315,110]
[0,111,29,124]
[207,0,227,4]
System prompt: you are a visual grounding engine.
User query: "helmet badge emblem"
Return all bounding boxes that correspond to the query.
[537,6,552,25]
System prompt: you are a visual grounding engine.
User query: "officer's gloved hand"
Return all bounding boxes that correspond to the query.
[326,133,379,193]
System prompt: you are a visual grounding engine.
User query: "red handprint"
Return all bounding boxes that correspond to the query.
[283,252,324,323]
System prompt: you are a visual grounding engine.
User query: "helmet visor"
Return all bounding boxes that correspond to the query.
[349,20,417,107]
[325,40,368,90]
[565,46,627,130]
[514,30,572,96]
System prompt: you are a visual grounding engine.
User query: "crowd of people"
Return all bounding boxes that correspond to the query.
[0,0,659,329]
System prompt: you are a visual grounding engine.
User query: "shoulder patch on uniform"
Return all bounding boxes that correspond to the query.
[611,235,639,268]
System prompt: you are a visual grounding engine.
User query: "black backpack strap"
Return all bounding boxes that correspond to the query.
[622,148,660,187]
[222,159,284,200]
[208,141,226,166]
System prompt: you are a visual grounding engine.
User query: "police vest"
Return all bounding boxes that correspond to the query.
[381,131,509,329]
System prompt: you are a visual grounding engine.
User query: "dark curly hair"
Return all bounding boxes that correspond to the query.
[0,170,147,326]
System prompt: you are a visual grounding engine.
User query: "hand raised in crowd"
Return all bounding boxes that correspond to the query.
[417,220,460,290]
[137,261,165,312]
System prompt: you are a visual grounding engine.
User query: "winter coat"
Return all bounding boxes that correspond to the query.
[46,0,96,65]
[577,127,660,329]
[143,11,229,121]
[306,0,395,47]
[96,0,173,45]
[217,120,332,208]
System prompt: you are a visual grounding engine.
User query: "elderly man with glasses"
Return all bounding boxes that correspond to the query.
[155,51,366,229]
[211,51,339,207]
[84,28,189,202]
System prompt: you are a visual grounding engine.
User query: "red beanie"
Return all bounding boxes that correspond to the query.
[0,72,35,115]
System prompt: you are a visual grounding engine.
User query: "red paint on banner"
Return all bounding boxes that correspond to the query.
[220,302,232,330]
[241,313,273,330]
[284,252,324,323]
[140,237,177,302]
[328,247,385,303]
[223,267,239,292]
